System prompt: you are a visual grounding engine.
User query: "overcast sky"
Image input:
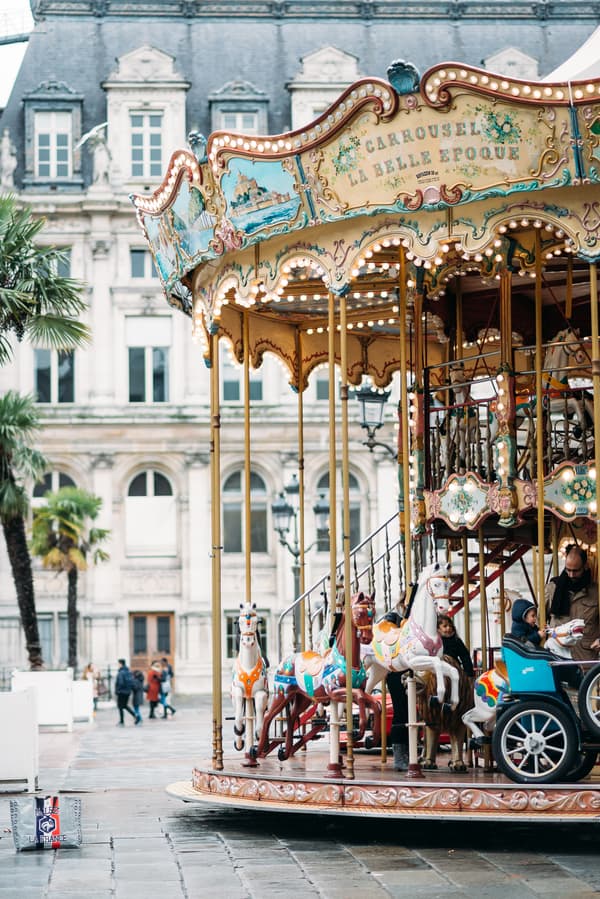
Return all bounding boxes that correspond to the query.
[0,2,34,108]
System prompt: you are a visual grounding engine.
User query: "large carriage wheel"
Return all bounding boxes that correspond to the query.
[577,665,600,738]
[492,700,578,784]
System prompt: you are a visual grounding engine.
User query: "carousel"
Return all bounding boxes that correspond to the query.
[132,57,600,821]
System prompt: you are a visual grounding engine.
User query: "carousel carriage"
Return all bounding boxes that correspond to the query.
[134,56,600,820]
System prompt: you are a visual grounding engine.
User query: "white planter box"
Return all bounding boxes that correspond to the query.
[72,678,94,722]
[0,688,38,792]
[11,669,74,731]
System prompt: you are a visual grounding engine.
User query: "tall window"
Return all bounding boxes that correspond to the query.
[126,317,171,403]
[130,112,163,178]
[221,347,263,402]
[34,349,75,403]
[315,370,329,401]
[130,248,158,279]
[34,111,72,179]
[316,471,361,552]
[33,471,76,501]
[223,470,268,553]
[125,470,176,556]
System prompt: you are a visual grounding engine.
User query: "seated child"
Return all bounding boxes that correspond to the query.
[510,598,544,646]
[437,614,474,677]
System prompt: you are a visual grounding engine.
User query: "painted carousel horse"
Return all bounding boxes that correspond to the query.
[462,617,585,744]
[364,562,460,709]
[257,590,378,768]
[231,602,269,755]
[542,328,593,433]
[416,655,475,773]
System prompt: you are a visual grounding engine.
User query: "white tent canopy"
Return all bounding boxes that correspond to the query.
[545,26,600,81]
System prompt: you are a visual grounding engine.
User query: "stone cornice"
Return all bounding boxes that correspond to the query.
[31,1,600,22]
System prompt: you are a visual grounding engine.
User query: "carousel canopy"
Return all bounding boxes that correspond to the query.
[544,27,600,82]
[133,60,600,389]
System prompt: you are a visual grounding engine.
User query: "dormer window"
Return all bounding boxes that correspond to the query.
[23,80,83,191]
[35,111,72,178]
[130,112,163,178]
[209,80,268,135]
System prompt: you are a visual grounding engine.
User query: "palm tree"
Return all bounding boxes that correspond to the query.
[31,487,110,670]
[0,194,90,366]
[0,391,46,668]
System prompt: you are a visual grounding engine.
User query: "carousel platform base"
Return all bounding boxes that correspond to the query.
[167,750,600,823]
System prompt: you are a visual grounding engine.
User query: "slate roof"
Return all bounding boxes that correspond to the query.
[2,1,598,188]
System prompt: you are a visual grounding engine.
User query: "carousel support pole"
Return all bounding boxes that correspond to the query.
[326,289,342,779]
[535,232,546,626]
[589,263,600,603]
[242,311,258,767]
[499,568,506,640]
[296,330,307,651]
[399,247,412,588]
[210,331,224,771]
[462,535,470,651]
[405,672,423,779]
[477,526,488,668]
[340,292,354,780]
[551,517,559,578]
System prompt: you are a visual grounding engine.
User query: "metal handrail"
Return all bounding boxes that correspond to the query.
[276,511,402,658]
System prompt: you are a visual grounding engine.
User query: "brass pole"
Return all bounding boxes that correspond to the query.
[243,311,252,604]
[399,248,412,587]
[209,331,223,770]
[340,293,354,779]
[297,329,306,649]
[535,232,546,625]
[478,526,487,669]
[455,279,463,361]
[462,535,470,651]
[328,291,338,626]
[589,264,600,600]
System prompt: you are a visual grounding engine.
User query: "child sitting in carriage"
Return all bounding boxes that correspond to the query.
[510,598,545,647]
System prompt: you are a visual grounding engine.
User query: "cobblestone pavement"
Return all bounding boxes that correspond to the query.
[1,696,600,898]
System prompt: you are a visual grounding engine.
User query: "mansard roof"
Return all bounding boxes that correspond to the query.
[3,2,599,188]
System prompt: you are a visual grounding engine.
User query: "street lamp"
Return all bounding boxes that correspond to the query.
[271,474,330,650]
[353,383,397,458]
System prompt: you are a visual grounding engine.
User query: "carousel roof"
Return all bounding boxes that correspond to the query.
[133,60,600,388]
[545,27,600,82]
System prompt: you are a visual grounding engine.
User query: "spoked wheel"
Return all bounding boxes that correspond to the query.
[563,749,598,783]
[578,665,600,739]
[492,700,578,784]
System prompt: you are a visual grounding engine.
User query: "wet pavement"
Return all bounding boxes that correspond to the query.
[1,695,600,898]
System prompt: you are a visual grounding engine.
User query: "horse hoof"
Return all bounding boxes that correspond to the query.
[233,724,245,737]
[449,762,467,773]
[422,762,438,770]
[442,702,453,715]
[429,696,440,709]
[234,740,244,752]
[277,747,288,762]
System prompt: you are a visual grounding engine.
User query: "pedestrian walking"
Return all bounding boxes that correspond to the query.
[147,661,163,719]
[82,661,101,712]
[131,669,145,724]
[159,658,176,718]
[115,658,137,725]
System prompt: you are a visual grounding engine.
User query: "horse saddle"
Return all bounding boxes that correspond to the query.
[373,619,404,646]
[296,651,326,678]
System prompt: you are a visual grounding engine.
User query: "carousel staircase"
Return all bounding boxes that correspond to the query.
[447,537,531,615]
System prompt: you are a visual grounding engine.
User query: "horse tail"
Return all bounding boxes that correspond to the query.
[404,580,419,618]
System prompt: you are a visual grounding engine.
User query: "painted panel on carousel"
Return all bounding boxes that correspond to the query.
[543,461,597,521]
[220,157,304,237]
[311,91,575,218]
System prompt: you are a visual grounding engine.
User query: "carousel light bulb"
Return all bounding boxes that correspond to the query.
[564,502,575,514]
[589,467,596,480]
[590,500,598,514]
[509,220,517,229]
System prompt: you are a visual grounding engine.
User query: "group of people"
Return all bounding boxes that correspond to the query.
[389,542,600,771]
[115,657,176,726]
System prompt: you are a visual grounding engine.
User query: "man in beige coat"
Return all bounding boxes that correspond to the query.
[545,544,600,662]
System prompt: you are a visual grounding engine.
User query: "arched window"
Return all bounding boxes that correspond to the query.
[223,470,268,553]
[33,471,76,502]
[125,469,176,556]
[316,471,361,552]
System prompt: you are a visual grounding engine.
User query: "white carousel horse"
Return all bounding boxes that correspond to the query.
[231,602,269,753]
[364,562,460,708]
[462,617,585,742]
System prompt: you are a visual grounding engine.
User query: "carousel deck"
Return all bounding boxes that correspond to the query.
[167,745,600,823]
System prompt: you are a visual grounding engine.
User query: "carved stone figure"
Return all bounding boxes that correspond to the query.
[75,122,111,186]
[0,128,17,190]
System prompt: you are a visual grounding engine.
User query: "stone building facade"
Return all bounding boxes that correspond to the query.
[0,0,597,690]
